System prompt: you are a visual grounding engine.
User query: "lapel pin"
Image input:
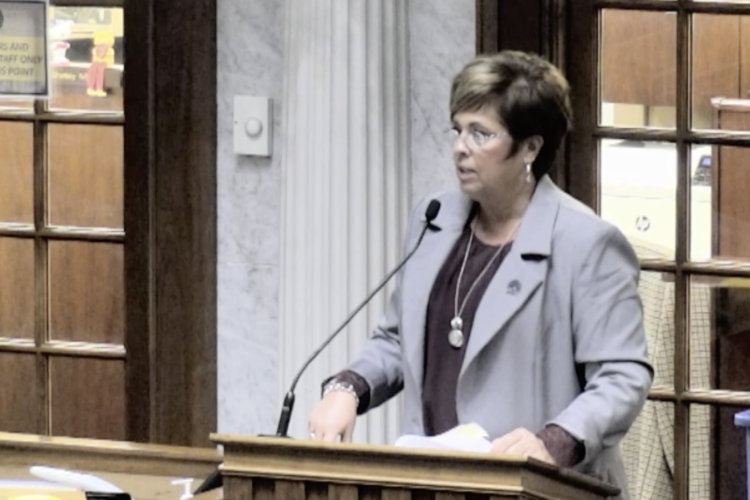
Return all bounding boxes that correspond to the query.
[507,280,521,295]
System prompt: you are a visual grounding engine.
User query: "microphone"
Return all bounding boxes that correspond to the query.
[274,198,441,437]
[193,199,441,494]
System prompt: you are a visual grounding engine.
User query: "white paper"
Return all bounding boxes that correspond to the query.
[394,423,492,453]
[29,466,124,493]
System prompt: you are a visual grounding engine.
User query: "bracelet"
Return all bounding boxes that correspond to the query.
[323,380,360,408]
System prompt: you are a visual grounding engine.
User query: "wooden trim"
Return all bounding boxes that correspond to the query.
[0,432,220,477]
[124,0,156,445]
[593,127,678,142]
[594,126,750,146]
[684,261,750,276]
[37,227,124,241]
[548,0,569,191]
[595,0,750,14]
[682,390,750,406]
[565,0,598,210]
[475,0,499,54]
[674,5,690,499]
[647,388,750,406]
[688,2,750,15]
[124,0,217,447]
[548,0,568,71]
[51,0,124,6]
[152,0,217,447]
[648,387,678,401]
[32,100,49,435]
[537,0,568,68]
[0,111,124,125]
[0,226,125,242]
[592,0,676,11]
[639,259,678,273]
[0,339,127,359]
[640,260,750,277]
[711,139,721,257]
[497,2,543,56]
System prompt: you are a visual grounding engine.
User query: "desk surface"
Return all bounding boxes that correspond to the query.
[0,432,221,500]
[0,466,202,500]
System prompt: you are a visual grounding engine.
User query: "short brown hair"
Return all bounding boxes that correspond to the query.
[450,51,573,179]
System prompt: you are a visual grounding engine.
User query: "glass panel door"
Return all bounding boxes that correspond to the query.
[0,3,125,440]
[570,2,750,499]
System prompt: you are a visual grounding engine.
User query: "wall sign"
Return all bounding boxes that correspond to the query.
[0,0,48,97]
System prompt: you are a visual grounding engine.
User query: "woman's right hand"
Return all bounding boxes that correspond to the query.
[308,391,358,442]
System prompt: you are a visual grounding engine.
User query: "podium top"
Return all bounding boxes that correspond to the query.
[212,434,619,500]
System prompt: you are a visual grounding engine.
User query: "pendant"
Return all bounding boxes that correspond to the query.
[449,316,464,348]
[448,328,464,348]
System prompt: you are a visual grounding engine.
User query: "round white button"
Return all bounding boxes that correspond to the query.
[245,118,263,137]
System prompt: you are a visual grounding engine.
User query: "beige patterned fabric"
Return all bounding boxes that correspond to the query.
[688,286,711,500]
[619,242,711,500]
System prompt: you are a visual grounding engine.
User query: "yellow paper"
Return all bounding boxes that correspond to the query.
[451,423,490,439]
[0,483,86,500]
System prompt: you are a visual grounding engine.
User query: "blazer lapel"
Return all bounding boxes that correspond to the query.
[401,193,472,390]
[460,176,561,378]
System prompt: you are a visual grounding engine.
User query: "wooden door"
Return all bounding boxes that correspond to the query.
[0,5,126,440]
[0,0,217,446]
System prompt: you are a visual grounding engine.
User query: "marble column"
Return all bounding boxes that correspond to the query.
[279,0,411,443]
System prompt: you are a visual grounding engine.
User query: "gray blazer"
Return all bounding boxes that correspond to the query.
[348,176,653,499]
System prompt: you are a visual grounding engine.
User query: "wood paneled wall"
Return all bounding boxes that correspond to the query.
[600,10,676,108]
[600,12,750,128]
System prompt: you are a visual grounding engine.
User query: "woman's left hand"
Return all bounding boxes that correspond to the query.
[491,427,556,465]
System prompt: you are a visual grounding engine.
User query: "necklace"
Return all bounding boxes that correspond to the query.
[448,219,519,349]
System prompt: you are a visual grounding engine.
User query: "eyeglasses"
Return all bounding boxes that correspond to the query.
[449,126,505,151]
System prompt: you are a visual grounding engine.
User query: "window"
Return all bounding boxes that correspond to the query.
[568,1,750,499]
[0,4,125,439]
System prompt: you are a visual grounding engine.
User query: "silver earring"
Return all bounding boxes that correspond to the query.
[525,163,532,183]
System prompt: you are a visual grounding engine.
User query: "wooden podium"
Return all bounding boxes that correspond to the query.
[212,434,619,500]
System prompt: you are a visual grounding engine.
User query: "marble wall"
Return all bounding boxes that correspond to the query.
[216,0,284,435]
[410,0,476,203]
[217,0,476,436]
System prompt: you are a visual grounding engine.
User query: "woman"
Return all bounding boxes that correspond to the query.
[308,51,652,499]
